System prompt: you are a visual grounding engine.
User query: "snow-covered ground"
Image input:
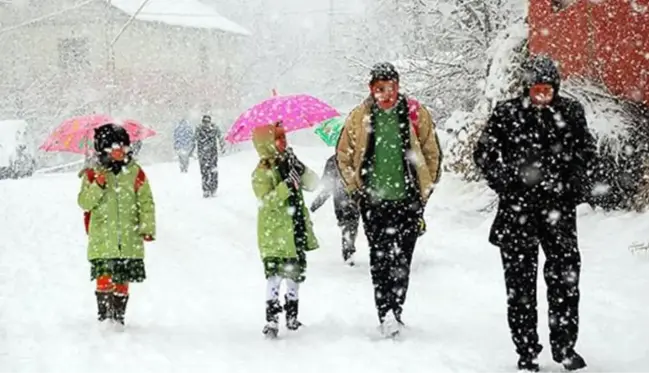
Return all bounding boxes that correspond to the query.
[1,146,648,372]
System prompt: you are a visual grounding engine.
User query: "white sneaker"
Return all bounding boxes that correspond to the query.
[262,321,279,338]
[380,312,400,338]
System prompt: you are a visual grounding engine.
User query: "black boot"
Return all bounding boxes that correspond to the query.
[95,291,113,321]
[342,249,355,266]
[284,295,302,331]
[263,300,282,337]
[112,294,129,325]
[517,344,542,372]
[556,351,586,371]
[393,306,405,326]
[517,356,540,372]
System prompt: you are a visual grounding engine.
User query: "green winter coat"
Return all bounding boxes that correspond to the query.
[77,161,156,261]
[251,126,319,260]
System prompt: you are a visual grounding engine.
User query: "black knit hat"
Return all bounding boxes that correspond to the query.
[369,62,399,85]
[93,123,130,153]
[522,55,561,91]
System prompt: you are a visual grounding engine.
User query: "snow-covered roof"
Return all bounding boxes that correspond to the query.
[109,0,250,35]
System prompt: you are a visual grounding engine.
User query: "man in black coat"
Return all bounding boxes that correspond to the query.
[310,155,360,265]
[196,115,221,197]
[473,55,596,372]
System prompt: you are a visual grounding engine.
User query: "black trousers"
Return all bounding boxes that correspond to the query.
[339,216,359,261]
[499,206,581,361]
[360,198,419,323]
[199,157,218,194]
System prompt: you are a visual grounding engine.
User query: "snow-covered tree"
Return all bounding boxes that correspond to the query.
[392,0,525,119]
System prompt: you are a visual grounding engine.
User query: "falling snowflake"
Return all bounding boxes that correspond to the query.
[547,210,561,224]
[592,182,610,196]
[564,270,578,284]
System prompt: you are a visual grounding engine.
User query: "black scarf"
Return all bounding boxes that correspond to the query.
[276,149,308,252]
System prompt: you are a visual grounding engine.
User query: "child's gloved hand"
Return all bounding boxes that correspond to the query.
[142,235,154,242]
[287,168,301,190]
[286,149,305,176]
[95,173,106,188]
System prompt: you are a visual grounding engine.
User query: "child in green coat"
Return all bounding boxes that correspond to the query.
[251,123,319,338]
[78,124,156,326]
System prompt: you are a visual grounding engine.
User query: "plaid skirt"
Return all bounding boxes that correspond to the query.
[90,259,146,284]
[263,251,307,283]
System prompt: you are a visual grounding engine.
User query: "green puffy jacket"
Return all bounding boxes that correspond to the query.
[78,161,156,261]
[251,127,319,260]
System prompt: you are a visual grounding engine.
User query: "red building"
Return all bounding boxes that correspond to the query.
[528,0,649,106]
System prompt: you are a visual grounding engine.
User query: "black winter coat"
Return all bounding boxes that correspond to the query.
[473,95,597,246]
[196,123,221,163]
[474,96,597,206]
[310,155,359,223]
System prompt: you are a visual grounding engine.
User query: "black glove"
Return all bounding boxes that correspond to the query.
[275,154,299,190]
[286,148,305,176]
[349,190,365,208]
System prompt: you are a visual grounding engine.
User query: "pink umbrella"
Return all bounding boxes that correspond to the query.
[225,94,340,143]
[40,115,156,154]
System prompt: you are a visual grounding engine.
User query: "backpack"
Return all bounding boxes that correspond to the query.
[407,97,443,184]
[407,98,421,136]
[82,167,147,234]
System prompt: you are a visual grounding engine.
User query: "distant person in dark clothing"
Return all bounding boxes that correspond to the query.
[310,155,360,265]
[473,55,596,372]
[196,115,221,197]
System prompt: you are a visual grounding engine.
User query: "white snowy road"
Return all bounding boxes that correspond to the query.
[1,146,648,372]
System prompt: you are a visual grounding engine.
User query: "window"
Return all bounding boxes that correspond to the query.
[552,0,579,12]
[58,37,89,72]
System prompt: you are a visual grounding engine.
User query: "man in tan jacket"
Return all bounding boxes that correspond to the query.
[336,62,442,337]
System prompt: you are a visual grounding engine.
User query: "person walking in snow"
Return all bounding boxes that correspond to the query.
[310,154,360,266]
[173,119,195,173]
[473,55,596,372]
[251,122,320,338]
[78,123,156,327]
[196,115,221,197]
[336,62,442,337]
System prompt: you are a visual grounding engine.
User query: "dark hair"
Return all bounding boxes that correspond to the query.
[93,123,130,153]
[369,62,399,85]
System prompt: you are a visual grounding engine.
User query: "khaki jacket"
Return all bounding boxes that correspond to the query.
[336,97,442,203]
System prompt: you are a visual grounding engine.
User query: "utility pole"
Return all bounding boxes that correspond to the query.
[328,0,334,51]
[105,0,116,115]
[105,0,151,115]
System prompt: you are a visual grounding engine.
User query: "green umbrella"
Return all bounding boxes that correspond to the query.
[314,116,345,147]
